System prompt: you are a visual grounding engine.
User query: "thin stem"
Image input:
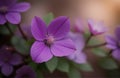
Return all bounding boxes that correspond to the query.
[18,24,28,41]
[108,50,113,56]
[5,23,14,35]
[86,42,107,49]
[85,33,93,45]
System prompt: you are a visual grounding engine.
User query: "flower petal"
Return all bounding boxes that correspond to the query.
[0,0,17,7]
[9,2,30,12]
[69,32,85,50]
[31,41,53,63]
[115,27,120,40]
[88,19,107,35]
[31,16,47,41]
[48,16,70,39]
[68,51,87,64]
[105,35,117,46]
[51,38,76,56]
[10,54,22,65]
[106,44,117,49]
[1,64,13,76]
[112,49,120,60]
[0,14,6,24]
[6,12,21,24]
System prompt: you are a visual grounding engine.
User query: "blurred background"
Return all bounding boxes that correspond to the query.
[21,0,120,78]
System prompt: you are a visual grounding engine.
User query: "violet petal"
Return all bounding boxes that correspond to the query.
[6,12,21,24]
[112,49,120,60]
[9,2,30,12]
[105,35,117,46]
[31,16,47,41]
[115,27,120,40]
[31,41,53,63]
[48,16,70,39]
[1,64,13,76]
[10,54,22,65]
[0,0,17,7]
[0,14,6,24]
[51,38,76,56]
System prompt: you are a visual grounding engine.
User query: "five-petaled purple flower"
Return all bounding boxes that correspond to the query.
[15,65,36,78]
[31,16,76,63]
[106,27,120,60]
[0,0,30,24]
[88,19,107,35]
[0,46,22,76]
[67,32,87,64]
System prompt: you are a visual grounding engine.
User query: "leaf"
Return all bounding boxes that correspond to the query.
[92,48,107,57]
[11,36,30,55]
[29,62,38,70]
[57,58,69,72]
[0,24,16,35]
[99,58,118,70]
[45,57,58,73]
[43,13,54,25]
[68,67,81,78]
[75,63,93,72]
[88,37,101,45]
[37,71,44,78]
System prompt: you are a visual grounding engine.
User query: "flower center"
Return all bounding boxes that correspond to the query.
[0,6,8,14]
[44,36,55,47]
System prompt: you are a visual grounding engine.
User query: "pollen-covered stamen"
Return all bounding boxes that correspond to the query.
[0,6,8,13]
[44,35,55,47]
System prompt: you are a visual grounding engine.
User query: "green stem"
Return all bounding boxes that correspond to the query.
[18,24,28,41]
[5,23,14,35]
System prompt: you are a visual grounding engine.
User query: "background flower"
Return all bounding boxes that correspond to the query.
[0,46,22,76]
[31,16,76,63]
[15,65,36,78]
[88,19,107,35]
[106,27,120,59]
[15,24,33,39]
[67,32,87,64]
[0,0,30,24]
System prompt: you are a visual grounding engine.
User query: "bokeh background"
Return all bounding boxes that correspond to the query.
[21,0,120,78]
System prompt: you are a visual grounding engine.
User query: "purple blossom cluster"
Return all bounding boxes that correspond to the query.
[0,0,120,77]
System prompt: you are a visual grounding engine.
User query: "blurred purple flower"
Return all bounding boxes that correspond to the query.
[0,46,22,76]
[88,19,107,35]
[106,27,120,60]
[15,65,36,78]
[0,0,30,24]
[15,24,33,39]
[67,32,87,64]
[72,19,84,33]
[31,16,76,63]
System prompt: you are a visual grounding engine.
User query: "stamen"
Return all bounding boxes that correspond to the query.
[44,36,55,47]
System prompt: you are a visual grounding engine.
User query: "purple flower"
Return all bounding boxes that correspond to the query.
[31,16,76,63]
[67,32,87,64]
[0,0,30,24]
[72,19,85,33]
[105,27,120,60]
[15,65,36,78]
[88,19,107,35]
[15,24,33,39]
[0,46,22,76]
